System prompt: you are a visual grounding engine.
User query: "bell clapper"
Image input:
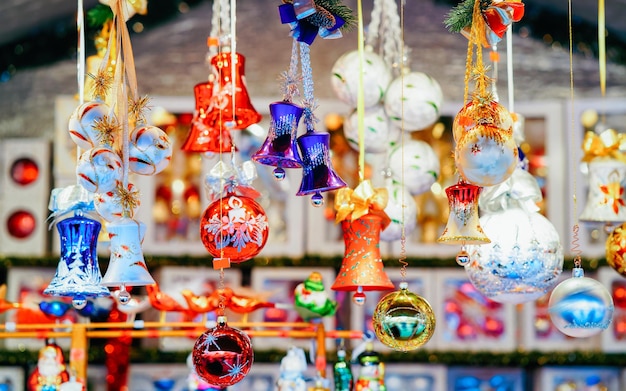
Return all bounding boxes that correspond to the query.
[353,286,366,305]
[311,192,324,207]
[456,243,470,266]
[117,284,131,305]
[273,165,286,180]
[72,295,87,310]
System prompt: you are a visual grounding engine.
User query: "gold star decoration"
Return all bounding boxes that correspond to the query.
[92,114,120,147]
[91,68,113,101]
[129,95,151,125]
[117,183,141,218]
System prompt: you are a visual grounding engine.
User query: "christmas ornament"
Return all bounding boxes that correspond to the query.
[343,104,391,154]
[200,192,269,263]
[464,168,564,304]
[373,282,435,351]
[94,182,139,222]
[354,341,386,391]
[332,181,394,303]
[331,49,392,109]
[27,342,71,391]
[278,1,355,46]
[380,182,417,242]
[386,139,440,196]
[333,345,353,391]
[276,347,308,391]
[294,271,338,321]
[578,157,626,224]
[128,125,172,175]
[76,147,123,194]
[384,71,443,131]
[438,182,490,264]
[186,353,223,391]
[606,222,626,276]
[68,100,115,150]
[100,217,155,299]
[252,101,304,179]
[452,99,514,143]
[548,268,614,338]
[192,316,253,387]
[181,81,236,153]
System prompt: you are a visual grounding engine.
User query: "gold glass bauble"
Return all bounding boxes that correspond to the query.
[606,222,626,276]
[372,282,435,351]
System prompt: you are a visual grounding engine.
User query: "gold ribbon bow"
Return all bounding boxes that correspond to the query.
[581,128,626,163]
[334,180,390,228]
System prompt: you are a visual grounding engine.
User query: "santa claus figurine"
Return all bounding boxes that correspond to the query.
[28,342,71,391]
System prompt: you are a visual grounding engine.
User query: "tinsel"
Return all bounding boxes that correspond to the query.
[444,0,492,33]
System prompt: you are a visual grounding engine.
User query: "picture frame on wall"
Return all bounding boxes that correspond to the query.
[250,267,337,351]
[447,367,525,391]
[598,266,626,353]
[128,363,190,391]
[0,367,24,391]
[384,364,447,391]
[534,366,620,391]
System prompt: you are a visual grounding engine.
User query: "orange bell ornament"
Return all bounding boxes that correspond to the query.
[181,81,235,153]
[207,52,262,130]
[331,214,395,304]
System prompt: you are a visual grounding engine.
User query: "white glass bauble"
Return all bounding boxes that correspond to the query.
[330,50,392,108]
[380,184,417,242]
[76,147,123,193]
[384,72,443,131]
[465,207,564,304]
[343,104,391,154]
[387,140,440,196]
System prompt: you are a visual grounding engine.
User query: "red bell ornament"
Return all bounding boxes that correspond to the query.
[181,81,236,153]
[438,182,490,251]
[208,52,262,130]
[200,193,269,263]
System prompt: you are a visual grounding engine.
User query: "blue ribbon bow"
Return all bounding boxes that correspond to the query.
[278,3,345,45]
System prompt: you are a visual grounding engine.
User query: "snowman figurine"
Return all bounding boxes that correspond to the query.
[355,342,386,391]
[294,272,337,322]
[276,347,308,391]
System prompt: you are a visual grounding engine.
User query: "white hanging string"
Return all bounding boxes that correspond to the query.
[76,0,86,165]
[506,25,515,113]
[230,0,237,129]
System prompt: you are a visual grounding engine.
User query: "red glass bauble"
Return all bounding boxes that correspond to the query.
[200,193,269,263]
[192,319,253,387]
[7,210,36,238]
[11,158,39,186]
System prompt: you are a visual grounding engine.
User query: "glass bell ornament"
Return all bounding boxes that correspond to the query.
[68,100,114,150]
[343,104,391,154]
[331,214,395,303]
[579,159,626,224]
[200,193,269,263]
[372,282,436,351]
[296,131,347,206]
[548,268,614,338]
[437,183,490,259]
[386,139,440,196]
[207,52,262,130]
[76,147,123,194]
[128,125,172,175]
[464,169,564,304]
[606,222,626,276]
[384,71,444,131]
[252,101,304,179]
[192,316,253,387]
[181,81,236,153]
[101,217,155,298]
[330,48,392,109]
[44,213,110,308]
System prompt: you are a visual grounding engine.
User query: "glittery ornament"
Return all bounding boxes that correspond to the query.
[343,104,391,154]
[192,317,253,387]
[200,193,269,263]
[452,100,513,143]
[68,100,114,149]
[373,282,435,351]
[548,268,614,338]
[384,71,443,131]
[94,183,139,222]
[606,222,626,277]
[76,147,123,193]
[387,140,440,196]
[331,49,392,108]
[438,183,490,245]
[128,125,172,175]
[579,159,626,224]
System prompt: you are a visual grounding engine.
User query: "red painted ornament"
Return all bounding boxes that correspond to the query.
[7,210,36,239]
[11,158,39,185]
[200,193,269,263]
[192,317,253,387]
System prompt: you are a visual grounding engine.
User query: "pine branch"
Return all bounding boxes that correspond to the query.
[314,0,356,31]
[444,0,492,33]
[88,4,114,28]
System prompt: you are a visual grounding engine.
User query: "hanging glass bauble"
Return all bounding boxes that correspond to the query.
[380,183,417,242]
[452,99,513,143]
[606,222,626,277]
[94,183,139,222]
[128,125,173,175]
[465,207,563,304]
[387,140,440,196]
[343,104,391,154]
[68,100,114,150]
[200,193,269,263]
[192,317,253,387]
[330,49,392,108]
[384,71,443,131]
[372,282,435,351]
[548,268,614,338]
[76,147,123,193]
